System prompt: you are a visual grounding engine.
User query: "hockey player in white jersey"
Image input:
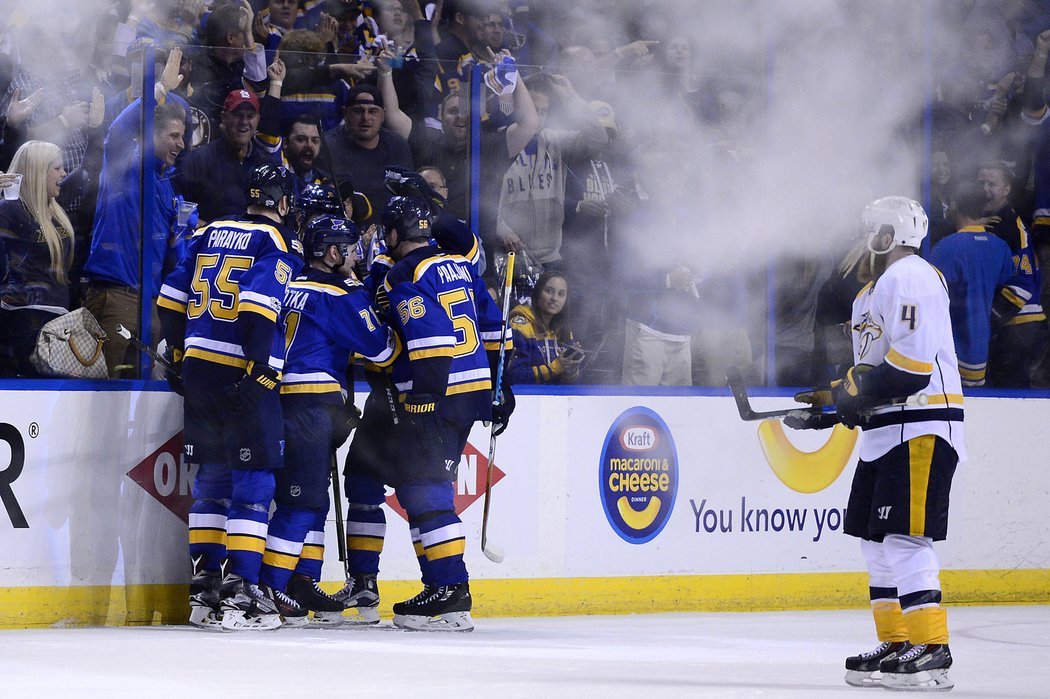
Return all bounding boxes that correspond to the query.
[788,197,963,691]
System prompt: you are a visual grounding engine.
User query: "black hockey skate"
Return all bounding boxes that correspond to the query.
[880,643,954,691]
[844,641,911,687]
[392,582,473,632]
[188,567,222,630]
[218,574,283,631]
[333,573,381,625]
[265,583,310,628]
[288,573,344,627]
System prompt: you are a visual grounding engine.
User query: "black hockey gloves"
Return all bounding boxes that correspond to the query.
[832,367,866,429]
[783,409,840,431]
[491,383,515,437]
[404,393,445,447]
[163,345,184,395]
[331,399,362,449]
[226,360,280,413]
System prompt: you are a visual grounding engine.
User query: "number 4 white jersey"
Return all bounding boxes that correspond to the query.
[850,254,966,462]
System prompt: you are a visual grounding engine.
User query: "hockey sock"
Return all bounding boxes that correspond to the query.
[225,469,275,584]
[345,473,387,575]
[188,498,228,572]
[900,592,949,644]
[293,508,328,581]
[416,511,467,587]
[408,524,430,584]
[871,595,909,643]
[259,505,314,591]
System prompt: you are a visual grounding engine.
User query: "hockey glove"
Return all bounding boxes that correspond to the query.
[384,167,446,212]
[226,361,281,413]
[793,384,834,408]
[783,409,840,431]
[330,399,362,449]
[831,366,866,429]
[403,393,445,448]
[491,382,515,437]
[163,346,184,396]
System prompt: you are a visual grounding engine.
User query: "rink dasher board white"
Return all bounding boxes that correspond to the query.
[0,389,1047,624]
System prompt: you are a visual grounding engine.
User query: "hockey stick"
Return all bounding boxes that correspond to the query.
[329,452,350,579]
[481,251,515,564]
[115,324,175,371]
[725,366,928,422]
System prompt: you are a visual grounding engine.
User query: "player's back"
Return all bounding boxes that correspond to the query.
[384,247,493,423]
[158,213,302,384]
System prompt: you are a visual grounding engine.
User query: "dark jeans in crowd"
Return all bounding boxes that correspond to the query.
[0,307,60,377]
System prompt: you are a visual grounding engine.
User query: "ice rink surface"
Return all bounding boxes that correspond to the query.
[2,605,1046,698]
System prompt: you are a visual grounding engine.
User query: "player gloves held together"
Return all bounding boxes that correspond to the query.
[785,366,870,431]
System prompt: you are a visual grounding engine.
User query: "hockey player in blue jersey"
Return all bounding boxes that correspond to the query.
[334,196,512,632]
[256,215,396,627]
[157,164,305,631]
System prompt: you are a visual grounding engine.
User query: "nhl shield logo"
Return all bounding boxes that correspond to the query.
[290,485,301,497]
[239,448,252,462]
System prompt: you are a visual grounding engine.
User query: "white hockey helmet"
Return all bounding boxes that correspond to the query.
[862,196,928,253]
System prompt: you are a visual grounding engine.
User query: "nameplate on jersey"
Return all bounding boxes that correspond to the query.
[207,228,254,251]
[435,261,471,285]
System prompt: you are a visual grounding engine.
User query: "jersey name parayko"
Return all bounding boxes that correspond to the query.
[851,255,967,462]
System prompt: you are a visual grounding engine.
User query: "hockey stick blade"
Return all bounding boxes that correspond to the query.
[725,366,825,421]
[725,366,928,422]
[482,542,504,563]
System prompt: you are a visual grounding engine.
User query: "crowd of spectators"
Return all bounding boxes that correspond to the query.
[3,0,1050,389]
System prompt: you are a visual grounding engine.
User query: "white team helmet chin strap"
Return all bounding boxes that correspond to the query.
[863,196,929,254]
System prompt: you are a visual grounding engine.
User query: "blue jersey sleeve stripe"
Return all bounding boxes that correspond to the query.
[239,301,279,322]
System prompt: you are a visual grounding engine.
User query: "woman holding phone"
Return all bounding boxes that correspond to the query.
[507,270,584,384]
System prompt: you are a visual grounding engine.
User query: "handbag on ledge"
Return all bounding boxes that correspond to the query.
[30,308,108,380]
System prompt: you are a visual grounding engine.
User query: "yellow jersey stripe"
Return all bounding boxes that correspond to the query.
[886,348,933,374]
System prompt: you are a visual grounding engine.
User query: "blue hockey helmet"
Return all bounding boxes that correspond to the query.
[297,182,342,216]
[303,215,361,259]
[380,195,432,243]
[246,164,294,210]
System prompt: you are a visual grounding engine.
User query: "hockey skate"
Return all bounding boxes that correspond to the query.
[288,573,344,627]
[392,582,474,632]
[218,574,282,631]
[844,641,912,687]
[880,643,954,691]
[265,583,311,628]
[188,568,223,630]
[333,573,381,625]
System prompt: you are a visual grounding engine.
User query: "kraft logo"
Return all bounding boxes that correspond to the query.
[126,432,198,523]
[756,419,857,494]
[386,440,504,521]
[620,426,656,451]
[599,407,678,544]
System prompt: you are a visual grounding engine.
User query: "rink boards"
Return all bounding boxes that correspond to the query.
[0,387,1047,628]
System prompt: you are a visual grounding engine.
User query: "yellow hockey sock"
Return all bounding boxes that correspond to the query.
[903,605,949,644]
[872,600,909,642]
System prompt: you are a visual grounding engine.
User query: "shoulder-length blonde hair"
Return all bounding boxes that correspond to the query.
[8,140,74,285]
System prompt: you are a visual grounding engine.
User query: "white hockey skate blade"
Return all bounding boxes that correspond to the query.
[844,669,884,688]
[392,611,474,632]
[188,606,223,631]
[220,610,282,631]
[277,614,310,629]
[882,668,954,692]
[310,611,344,628]
[341,607,381,625]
